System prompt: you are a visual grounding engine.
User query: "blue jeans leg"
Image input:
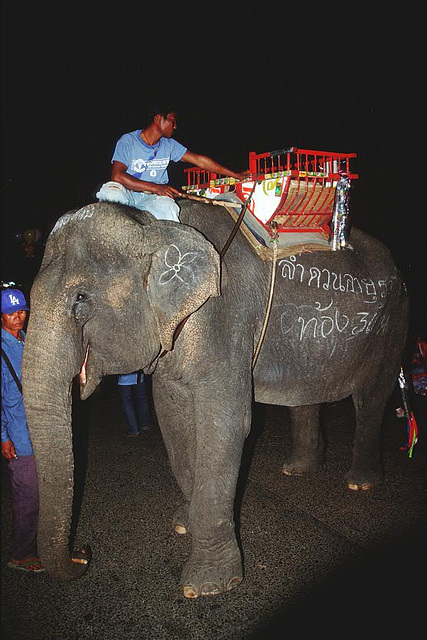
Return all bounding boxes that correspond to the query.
[96,181,130,205]
[96,181,181,222]
[133,381,151,429]
[8,455,39,559]
[132,192,181,222]
[118,385,139,434]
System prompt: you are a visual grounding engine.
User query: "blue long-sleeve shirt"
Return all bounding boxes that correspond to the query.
[1,327,33,456]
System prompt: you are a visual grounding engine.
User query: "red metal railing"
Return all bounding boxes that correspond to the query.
[248,147,357,178]
[182,147,358,236]
[183,147,357,189]
[183,168,217,188]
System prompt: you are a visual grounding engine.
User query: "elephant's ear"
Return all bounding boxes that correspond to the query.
[145,227,220,350]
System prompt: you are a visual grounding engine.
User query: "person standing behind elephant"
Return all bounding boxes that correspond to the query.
[1,288,45,573]
[96,105,247,222]
[118,371,151,437]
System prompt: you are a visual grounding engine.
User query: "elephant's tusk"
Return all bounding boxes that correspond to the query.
[79,344,90,386]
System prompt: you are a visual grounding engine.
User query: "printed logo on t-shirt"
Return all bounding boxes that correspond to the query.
[131,158,148,173]
[131,157,169,177]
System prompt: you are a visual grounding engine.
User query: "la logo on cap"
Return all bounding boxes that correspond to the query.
[8,293,21,306]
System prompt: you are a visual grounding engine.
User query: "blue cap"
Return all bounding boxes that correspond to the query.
[1,288,29,314]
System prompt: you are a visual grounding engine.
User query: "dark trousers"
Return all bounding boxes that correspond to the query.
[8,455,39,559]
[118,382,151,434]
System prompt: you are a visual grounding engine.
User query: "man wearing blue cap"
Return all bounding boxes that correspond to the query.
[1,288,45,573]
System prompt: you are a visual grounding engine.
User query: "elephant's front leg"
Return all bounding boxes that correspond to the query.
[152,376,195,534]
[182,386,251,599]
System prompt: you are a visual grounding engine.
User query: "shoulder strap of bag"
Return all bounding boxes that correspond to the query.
[1,348,23,394]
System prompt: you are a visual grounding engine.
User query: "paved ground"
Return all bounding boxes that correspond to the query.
[2,379,426,640]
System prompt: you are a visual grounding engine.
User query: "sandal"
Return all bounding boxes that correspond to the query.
[7,556,46,573]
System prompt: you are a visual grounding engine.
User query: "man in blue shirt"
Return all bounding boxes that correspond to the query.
[1,288,45,573]
[96,106,247,222]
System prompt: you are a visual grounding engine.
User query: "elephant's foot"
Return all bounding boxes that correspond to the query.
[172,502,190,535]
[41,544,92,581]
[181,539,243,598]
[282,456,324,477]
[345,463,383,491]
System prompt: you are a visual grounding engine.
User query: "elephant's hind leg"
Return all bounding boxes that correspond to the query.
[282,404,325,476]
[346,390,385,490]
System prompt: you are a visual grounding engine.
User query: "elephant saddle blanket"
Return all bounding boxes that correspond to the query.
[223,203,334,261]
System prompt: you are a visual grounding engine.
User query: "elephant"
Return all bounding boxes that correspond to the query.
[22,199,408,598]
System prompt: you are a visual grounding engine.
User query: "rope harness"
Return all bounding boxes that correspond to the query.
[251,222,279,368]
[165,182,278,367]
[218,183,280,369]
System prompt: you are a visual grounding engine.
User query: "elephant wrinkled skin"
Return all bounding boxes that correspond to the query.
[22,200,408,596]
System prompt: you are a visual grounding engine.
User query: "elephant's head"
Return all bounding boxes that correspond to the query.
[22,202,220,580]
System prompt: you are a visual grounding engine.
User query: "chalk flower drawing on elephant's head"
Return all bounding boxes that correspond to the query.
[159,244,198,286]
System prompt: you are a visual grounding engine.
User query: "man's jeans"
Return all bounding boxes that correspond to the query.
[8,455,39,559]
[96,181,180,222]
[118,382,151,434]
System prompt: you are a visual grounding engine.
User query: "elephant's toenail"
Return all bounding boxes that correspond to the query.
[174,524,187,535]
[347,482,373,491]
[183,585,198,599]
[201,582,221,596]
[226,576,242,591]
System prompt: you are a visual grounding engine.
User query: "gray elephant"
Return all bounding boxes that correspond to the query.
[22,200,408,597]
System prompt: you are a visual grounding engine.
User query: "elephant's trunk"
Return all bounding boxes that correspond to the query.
[22,301,88,581]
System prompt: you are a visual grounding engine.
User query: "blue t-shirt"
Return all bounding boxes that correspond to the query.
[117,371,145,385]
[112,130,187,185]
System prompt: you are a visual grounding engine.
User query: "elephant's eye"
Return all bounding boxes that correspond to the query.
[72,292,91,323]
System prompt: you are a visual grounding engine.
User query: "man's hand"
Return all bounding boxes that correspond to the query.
[235,170,252,181]
[2,440,17,460]
[111,161,182,199]
[150,183,182,199]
